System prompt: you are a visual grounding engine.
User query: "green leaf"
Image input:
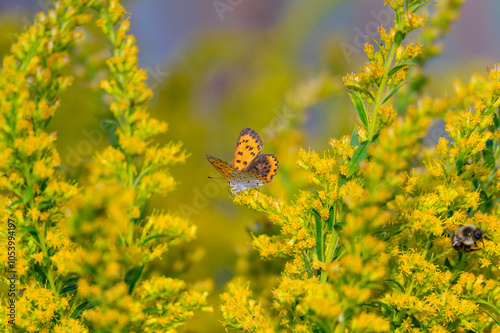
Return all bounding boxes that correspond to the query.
[21,226,36,232]
[303,251,313,278]
[332,244,343,260]
[366,36,384,54]
[23,186,33,205]
[326,206,335,231]
[38,201,55,210]
[382,81,408,104]
[363,302,377,308]
[388,64,406,78]
[450,271,462,285]
[486,138,494,150]
[71,301,88,319]
[62,277,79,287]
[387,63,418,78]
[444,258,453,271]
[412,2,433,13]
[347,91,368,126]
[350,127,360,147]
[8,200,23,209]
[61,285,77,293]
[394,31,405,45]
[33,264,47,285]
[493,112,500,128]
[125,266,144,294]
[482,144,495,169]
[313,209,324,262]
[338,174,347,188]
[347,142,370,177]
[27,82,41,94]
[479,190,493,212]
[334,222,346,231]
[455,155,465,174]
[410,314,421,328]
[481,308,500,326]
[357,85,376,102]
[141,234,170,245]
[374,301,393,318]
[21,226,38,239]
[385,279,405,293]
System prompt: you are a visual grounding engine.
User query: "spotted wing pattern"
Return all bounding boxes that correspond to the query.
[245,153,279,183]
[232,127,263,171]
[207,128,278,196]
[206,155,235,182]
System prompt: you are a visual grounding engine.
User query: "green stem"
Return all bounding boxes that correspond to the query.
[367,45,398,141]
[35,223,58,294]
[421,238,431,260]
[321,230,340,283]
[303,250,313,278]
[475,299,500,315]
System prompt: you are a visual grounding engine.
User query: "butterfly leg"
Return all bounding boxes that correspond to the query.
[230,187,240,198]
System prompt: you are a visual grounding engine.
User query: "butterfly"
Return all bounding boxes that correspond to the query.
[206,127,278,196]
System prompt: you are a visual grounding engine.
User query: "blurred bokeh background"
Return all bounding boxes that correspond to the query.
[1,0,499,331]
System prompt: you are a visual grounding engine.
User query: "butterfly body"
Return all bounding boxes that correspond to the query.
[207,128,278,196]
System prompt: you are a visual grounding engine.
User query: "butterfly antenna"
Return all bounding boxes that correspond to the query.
[208,176,225,180]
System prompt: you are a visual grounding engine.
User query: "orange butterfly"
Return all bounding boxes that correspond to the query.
[206,128,278,196]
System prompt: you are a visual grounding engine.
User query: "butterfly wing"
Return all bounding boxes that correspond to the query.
[232,127,263,171]
[245,153,278,183]
[206,155,235,182]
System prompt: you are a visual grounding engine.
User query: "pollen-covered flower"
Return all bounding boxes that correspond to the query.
[378,27,396,47]
[379,104,398,125]
[405,12,427,32]
[403,43,424,60]
[385,0,405,10]
[221,281,274,332]
[364,43,375,60]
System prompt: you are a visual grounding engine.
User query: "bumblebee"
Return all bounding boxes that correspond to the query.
[451,224,484,252]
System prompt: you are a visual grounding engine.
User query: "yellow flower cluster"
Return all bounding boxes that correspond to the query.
[220,281,275,333]
[236,190,316,259]
[62,1,210,331]
[378,63,500,331]
[273,277,342,329]
[341,2,426,142]
[298,146,338,185]
[0,0,209,331]
[8,284,71,332]
[222,2,500,332]
[0,1,102,332]
[134,276,211,331]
